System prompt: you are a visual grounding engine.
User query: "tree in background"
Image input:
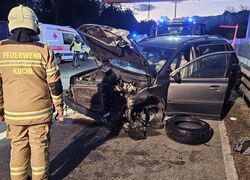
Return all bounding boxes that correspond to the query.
[0,0,138,32]
[137,20,156,36]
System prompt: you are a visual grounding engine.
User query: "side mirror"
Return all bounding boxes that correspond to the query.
[172,72,182,83]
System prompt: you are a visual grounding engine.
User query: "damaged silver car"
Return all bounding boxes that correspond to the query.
[65,24,241,140]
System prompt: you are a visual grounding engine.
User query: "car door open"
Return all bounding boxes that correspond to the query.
[166,51,238,118]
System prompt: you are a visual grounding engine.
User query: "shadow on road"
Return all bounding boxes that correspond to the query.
[49,121,117,179]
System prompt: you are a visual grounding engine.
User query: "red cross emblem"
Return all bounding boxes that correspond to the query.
[53,33,58,39]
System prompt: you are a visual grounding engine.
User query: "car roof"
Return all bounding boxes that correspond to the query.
[139,35,229,50]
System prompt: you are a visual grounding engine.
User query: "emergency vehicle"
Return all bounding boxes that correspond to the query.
[39,23,90,63]
[150,17,205,37]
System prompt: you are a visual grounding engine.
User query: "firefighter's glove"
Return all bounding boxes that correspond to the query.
[55,110,64,122]
[0,115,4,122]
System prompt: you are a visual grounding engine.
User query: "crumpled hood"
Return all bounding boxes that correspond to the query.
[78,24,156,76]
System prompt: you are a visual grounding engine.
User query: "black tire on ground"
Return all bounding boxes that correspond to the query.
[165,116,214,145]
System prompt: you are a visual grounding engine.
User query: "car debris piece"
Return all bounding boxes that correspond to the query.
[230,117,238,121]
[235,137,250,156]
[165,116,214,145]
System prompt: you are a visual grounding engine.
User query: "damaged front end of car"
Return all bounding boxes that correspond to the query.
[65,24,165,140]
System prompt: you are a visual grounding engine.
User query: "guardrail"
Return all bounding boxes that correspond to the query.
[239,63,250,101]
[234,40,250,101]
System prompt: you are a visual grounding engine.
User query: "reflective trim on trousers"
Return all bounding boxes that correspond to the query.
[10,166,28,176]
[32,166,48,176]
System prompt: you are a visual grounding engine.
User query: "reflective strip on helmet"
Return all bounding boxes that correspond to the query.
[4,107,53,120]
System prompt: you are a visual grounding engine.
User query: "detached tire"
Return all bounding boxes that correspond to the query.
[165,116,213,145]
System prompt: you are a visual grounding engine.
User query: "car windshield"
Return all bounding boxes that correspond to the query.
[110,59,147,75]
[110,46,175,74]
[140,46,175,72]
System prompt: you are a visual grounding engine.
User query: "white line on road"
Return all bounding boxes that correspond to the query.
[0,131,6,141]
[219,121,238,180]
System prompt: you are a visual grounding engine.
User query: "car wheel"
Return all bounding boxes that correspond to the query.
[165,116,213,145]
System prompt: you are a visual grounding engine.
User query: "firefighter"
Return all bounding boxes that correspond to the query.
[70,36,82,68]
[0,5,64,180]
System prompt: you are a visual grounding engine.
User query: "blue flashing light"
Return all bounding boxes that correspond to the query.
[159,18,165,23]
[188,17,193,22]
[132,33,137,38]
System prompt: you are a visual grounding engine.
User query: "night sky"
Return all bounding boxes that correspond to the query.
[121,0,250,21]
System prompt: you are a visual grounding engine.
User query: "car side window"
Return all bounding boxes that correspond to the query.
[196,43,232,56]
[63,33,74,44]
[171,47,192,71]
[179,53,232,78]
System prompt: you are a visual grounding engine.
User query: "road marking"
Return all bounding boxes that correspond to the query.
[219,121,238,180]
[0,131,6,141]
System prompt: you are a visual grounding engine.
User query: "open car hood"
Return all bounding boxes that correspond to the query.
[78,24,156,76]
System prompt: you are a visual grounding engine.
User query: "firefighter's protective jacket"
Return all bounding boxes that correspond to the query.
[0,39,63,125]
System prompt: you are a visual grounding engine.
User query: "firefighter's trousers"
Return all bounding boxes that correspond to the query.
[7,122,50,180]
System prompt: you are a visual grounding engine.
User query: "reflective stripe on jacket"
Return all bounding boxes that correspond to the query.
[0,39,63,125]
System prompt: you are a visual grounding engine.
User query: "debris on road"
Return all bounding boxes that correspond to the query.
[225,96,250,179]
[235,137,250,156]
[230,117,238,121]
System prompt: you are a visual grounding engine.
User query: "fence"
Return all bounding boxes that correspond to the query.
[234,39,250,101]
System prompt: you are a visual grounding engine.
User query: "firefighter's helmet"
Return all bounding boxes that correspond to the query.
[8,5,39,33]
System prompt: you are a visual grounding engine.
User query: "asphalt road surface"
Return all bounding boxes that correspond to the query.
[0,60,234,180]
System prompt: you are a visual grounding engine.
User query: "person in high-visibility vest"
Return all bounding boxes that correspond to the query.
[0,5,64,180]
[70,36,82,68]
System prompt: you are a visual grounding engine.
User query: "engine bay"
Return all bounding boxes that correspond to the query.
[67,66,164,140]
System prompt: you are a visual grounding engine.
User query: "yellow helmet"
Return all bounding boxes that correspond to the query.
[8,5,39,33]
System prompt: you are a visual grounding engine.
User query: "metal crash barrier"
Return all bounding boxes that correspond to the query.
[240,63,250,101]
[235,40,250,101]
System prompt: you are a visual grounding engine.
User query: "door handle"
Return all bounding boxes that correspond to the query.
[209,85,222,91]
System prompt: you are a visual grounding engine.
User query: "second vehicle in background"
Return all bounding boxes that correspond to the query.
[39,23,90,63]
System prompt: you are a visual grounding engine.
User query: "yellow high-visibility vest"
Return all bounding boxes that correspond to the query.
[72,42,82,52]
